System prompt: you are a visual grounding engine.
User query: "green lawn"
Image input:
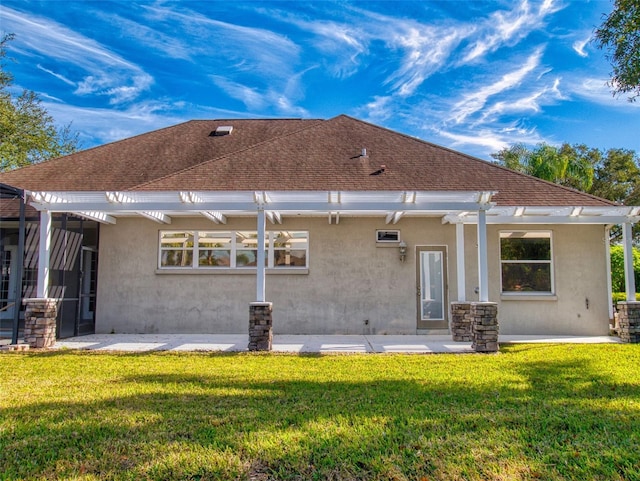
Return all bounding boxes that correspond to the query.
[1,345,639,481]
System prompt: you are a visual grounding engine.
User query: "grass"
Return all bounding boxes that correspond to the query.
[1,345,639,481]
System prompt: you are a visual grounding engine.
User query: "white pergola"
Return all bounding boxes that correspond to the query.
[28,190,640,312]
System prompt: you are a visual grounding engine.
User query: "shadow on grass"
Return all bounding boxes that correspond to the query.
[1,350,639,480]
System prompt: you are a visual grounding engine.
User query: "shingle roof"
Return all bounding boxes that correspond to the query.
[0,114,614,207]
[0,118,320,192]
[0,184,37,219]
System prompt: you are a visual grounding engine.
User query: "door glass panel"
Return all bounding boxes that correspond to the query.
[81,249,97,320]
[420,251,444,320]
[0,247,16,321]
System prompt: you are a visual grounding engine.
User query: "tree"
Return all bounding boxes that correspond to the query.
[591,148,640,244]
[491,142,596,191]
[0,34,79,172]
[590,148,640,205]
[594,0,640,101]
[492,143,640,243]
[609,244,640,292]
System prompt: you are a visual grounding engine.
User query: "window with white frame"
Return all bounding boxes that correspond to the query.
[160,232,194,267]
[500,231,553,293]
[159,230,308,270]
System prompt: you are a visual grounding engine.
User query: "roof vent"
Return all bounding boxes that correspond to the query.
[350,147,369,159]
[211,125,233,136]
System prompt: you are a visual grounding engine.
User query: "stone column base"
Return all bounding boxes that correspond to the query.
[450,302,472,341]
[23,298,58,349]
[249,302,273,351]
[617,301,640,343]
[471,302,499,353]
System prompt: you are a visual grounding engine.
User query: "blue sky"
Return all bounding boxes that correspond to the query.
[1,0,638,160]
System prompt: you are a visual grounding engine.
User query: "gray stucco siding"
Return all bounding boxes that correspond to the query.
[95,217,609,335]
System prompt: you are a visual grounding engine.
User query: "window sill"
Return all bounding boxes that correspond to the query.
[500,294,557,301]
[155,268,309,275]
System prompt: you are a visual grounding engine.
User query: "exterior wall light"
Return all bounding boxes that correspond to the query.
[399,240,407,262]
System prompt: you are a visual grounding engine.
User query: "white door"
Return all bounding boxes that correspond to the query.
[416,246,448,329]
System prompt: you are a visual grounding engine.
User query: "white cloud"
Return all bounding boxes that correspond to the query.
[290,19,368,78]
[437,129,510,152]
[461,0,562,63]
[249,2,559,105]
[41,99,187,145]
[36,64,75,86]
[572,35,591,58]
[434,124,547,157]
[311,23,368,77]
[142,4,309,115]
[257,6,370,79]
[95,11,192,60]
[387,26,465,96]
[143,5,301,82]
[572,78,640,108]
[361,95,394,122]
[1,6,153,105]
[278,6,470,96]
[480,77,564,121]
[210,76,266,111]
[74,75,152,105]
[105,86,149,105]
[273,95,308,117]
[450,48,544,124]
[210,75,308,117]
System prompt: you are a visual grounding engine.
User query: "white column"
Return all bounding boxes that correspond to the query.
[605,226,614,320]
[456,223,466,302]
[622,222,636,301]
[477,209,489,302]
[256,207,266,302]
[36,210,52,298]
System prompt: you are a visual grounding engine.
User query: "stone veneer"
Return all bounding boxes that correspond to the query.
[617,301,640,343]
[450,302,473,341]
[23,298,58,348]
[471,302,499,353]
[249,302,273,351]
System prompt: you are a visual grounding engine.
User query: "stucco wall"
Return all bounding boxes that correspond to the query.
[460,223,610,335]
[95,217,610,335]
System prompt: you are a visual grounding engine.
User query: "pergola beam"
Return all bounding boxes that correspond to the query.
[444,214,640,225]
[403,191,417,203]
[73,211,117,225]
[107,192,170,224]
[32,200,489,213]
[26,190,639,228]
[266,211,282,224]
[202,211,227,224]
[385,211,404,224]
[138,211,171,224]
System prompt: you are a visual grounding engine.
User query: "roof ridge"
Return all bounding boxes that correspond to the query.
[129,118,325,191]
[337,114,617,207]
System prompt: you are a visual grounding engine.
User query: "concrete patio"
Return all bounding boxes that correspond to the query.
[50,333,622,354]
